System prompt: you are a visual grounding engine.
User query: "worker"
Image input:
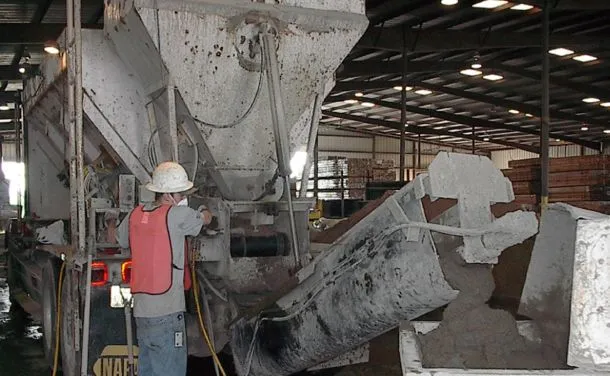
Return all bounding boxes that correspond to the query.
[116,161,212,376]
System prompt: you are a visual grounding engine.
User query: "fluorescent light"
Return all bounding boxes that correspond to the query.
[0,119,12,124]
[509,109,520,114]
[483,137,490,141]
[604,129,610,134]
[583,97,600,103]
[601,102,610,107]
[290,151,308,179]
[526,113,533,117]
[473,0,507,9]
[573,54,597,63]
[511,3,534,10]
[0,105,9,111]
[415,89,432,95]
[18,67,26,74]
[581,126,589,131]
[549,48,574,57]
[441,0,459,5]
[483,74,503,81]
[460,69,483,76]
[393,86,413,91]
[471,63,482,69]
[555,139,561,142]
[361,102,375,107]
[355,92,364,97]
[44,46,60,55]
[344,99,358,104]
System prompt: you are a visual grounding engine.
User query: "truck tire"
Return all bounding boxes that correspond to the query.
[60,270,81,376]
[42,259,60,367]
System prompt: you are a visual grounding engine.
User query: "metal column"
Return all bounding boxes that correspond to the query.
[66,0,77,246]
[313,138,319,197]
[540,0,550,211]
[471,126,475,154]
[399,44,407,183]
[299,94,322,198]
[13,97,21,224]
[262,29,301,268]
[418,133,422,170]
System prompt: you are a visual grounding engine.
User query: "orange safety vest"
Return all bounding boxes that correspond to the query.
[128,204,192,294]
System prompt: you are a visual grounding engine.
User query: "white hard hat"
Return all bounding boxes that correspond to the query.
[146,161,194,193]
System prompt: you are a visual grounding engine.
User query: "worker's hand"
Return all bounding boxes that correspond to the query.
[198,206,213,226]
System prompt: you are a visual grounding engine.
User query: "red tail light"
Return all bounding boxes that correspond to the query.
[91,261,109,287]
[122,260,132,284]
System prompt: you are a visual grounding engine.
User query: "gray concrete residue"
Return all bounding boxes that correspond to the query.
[418,237,568,370]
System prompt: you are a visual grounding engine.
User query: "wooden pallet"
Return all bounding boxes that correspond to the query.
[507,155,610,172]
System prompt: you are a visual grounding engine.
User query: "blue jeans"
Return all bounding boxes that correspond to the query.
[135,312,187,376]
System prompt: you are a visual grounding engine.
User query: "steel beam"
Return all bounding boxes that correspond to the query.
[325,94,600,150]
[322,110,539,153]
[337,60,610,100]
[337,61,466,77]
[518,0,610,9]
[333,80,607,127]
[492,63,610,102]
[0,23,101,44]
[0,65,40,82]
[357,27,609,53]
[415,82,608,127]
[0,91,20,103]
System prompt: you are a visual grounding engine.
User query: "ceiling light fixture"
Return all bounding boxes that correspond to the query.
[511,3,534,10]
[471,52,482,69]
[44,41,60,55]
[509,109,520,114]
[583,97,600,103]
[18,65,26,74]
[483,137,490,141]
[483,74,503,81]
[0,105,9,111]
[361,102,375,107]
[344,99,358,104]
[355,92,364,97]
[604,129,610,134]
[581,126,589,131]
[555,139,561,142]
[526,113,533,117]
[441,0,459,5]
[473,0,508,9]
[549,48,574,56]
[415,89,433,95]
[393,86,413,91]
[601,102,610,107]
[460,69,483,76]
[573,54,597,63]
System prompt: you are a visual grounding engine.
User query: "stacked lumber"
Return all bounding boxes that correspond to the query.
[502,155,610,214]
[347,159,395,199]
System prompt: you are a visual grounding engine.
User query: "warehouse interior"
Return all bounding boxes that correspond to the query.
[0,1,609,376]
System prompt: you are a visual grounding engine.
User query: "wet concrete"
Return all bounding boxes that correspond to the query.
[0,251,52,376]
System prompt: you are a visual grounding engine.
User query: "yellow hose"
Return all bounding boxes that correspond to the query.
[52,261,66,376]
[191,258,228,376]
